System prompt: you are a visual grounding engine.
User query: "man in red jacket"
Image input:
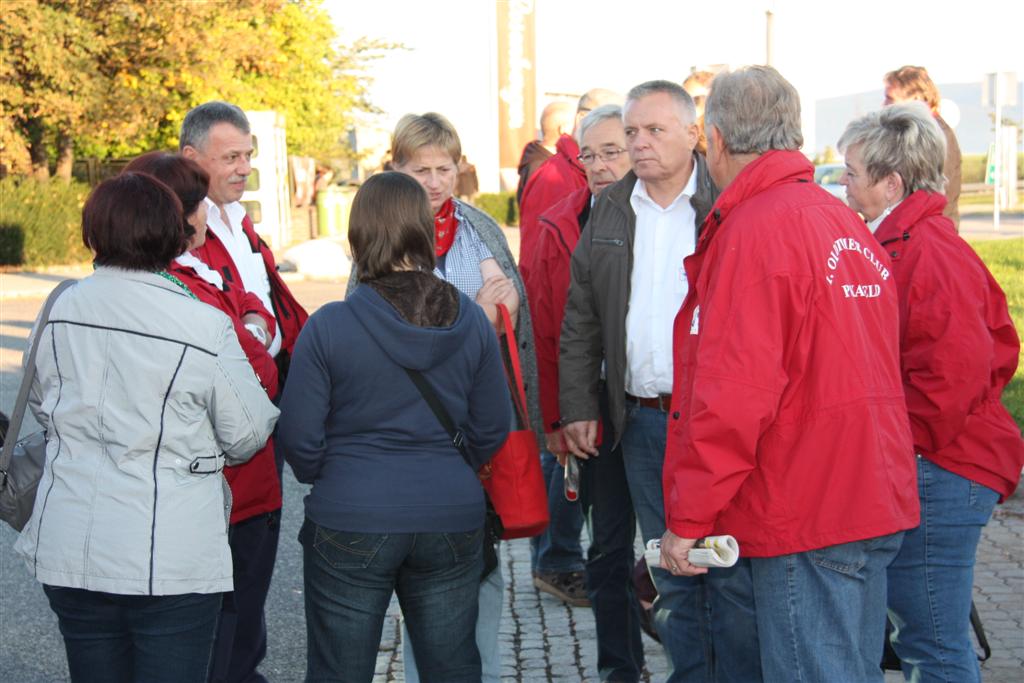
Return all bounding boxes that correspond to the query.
[527,104,645,681]
[522,88,624,607]
[518,88,622,279]
[181,101,309,683]
[516,100,574,206]
[660,66,920,682]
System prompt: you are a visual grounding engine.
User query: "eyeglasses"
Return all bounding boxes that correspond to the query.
[577,148,627,166]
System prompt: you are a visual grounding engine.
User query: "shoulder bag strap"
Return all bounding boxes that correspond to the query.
[1,279,76,473]
[402,368,474,469]
[496,303,529,428]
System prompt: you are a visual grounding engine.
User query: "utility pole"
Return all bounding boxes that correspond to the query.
[765,10,774,66]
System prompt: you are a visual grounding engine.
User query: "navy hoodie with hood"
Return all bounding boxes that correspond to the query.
[278,279,512,533]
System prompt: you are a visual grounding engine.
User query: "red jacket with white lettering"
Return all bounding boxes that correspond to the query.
[875,190,1023,500]
[170,261,282,523]
[192,212,309,363]
[663,150,919,557]
[518,135,586,279]
[525,186,591,432]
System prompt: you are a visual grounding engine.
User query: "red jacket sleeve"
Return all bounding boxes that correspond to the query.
[235,289,278,340]
[525,227,570,432]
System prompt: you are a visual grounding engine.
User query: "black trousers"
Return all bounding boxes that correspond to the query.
[578,387,645,683]
[209,509,281,683]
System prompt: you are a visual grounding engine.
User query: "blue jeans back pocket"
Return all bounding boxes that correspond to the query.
[809,540,869,576]
[443,527,483,563]
[310,524,387,569]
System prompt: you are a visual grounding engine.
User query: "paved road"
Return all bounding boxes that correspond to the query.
[1,278,1021,682]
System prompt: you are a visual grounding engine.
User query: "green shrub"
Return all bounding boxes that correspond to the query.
[472,192,519,227]
[0,177,91,267]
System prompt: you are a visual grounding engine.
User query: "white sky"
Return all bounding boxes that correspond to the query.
[326,0,1024,187]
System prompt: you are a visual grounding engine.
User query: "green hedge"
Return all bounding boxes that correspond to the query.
[472,192,519,227]
[962,153,1024,184]
[0,178,92,267]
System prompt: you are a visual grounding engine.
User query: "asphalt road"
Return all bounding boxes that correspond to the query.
[0,280,347,682]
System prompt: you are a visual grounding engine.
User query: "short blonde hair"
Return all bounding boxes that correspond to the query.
[391,113,461,167]
[837,102,946,194]
[884,66,941,112]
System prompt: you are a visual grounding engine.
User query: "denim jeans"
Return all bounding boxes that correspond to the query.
[530,449,586,574]
[42,585,221,683]
[751,532,904,682]
[620,402,761,683]
[299,519,482,683]
[888,457,999,682]
[404,546,504,683]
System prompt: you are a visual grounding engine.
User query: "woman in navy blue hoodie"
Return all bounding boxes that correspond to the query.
[278,172,512,683]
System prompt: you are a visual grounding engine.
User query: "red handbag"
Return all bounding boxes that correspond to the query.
[479,304,549,539]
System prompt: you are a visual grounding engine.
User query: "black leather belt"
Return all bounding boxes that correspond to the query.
[625,393,672,412]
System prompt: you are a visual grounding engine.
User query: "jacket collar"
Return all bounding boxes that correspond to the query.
[874,190,949,249]
[602,152,719,232]
[91,266,194,299]
[555,134,583,172]
[709,150,813,223]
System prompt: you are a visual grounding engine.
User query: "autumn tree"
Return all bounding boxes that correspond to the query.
[1,0,390,179]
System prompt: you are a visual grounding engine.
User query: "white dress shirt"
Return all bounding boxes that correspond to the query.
[624,168,698,397]
[205,198,282,357]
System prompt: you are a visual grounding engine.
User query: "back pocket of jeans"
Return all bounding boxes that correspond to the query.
[443,527,484,562]
[312,526,387,569]
[809,540,868,577]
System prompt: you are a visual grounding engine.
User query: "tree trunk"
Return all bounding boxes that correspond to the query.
[55,129,74,181]
[26,120,50,180]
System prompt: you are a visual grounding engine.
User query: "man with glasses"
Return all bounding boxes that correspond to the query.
[521,88,623,610]
[560,81,758,682]
[526,104,644,682]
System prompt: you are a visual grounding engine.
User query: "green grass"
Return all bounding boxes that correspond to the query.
[960,191,1023,206]
[970,238,1024,428]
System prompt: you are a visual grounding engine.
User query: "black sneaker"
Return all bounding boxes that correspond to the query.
[533,571,591,607]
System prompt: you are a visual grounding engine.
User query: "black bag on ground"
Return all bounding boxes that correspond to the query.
[881,602,991,671]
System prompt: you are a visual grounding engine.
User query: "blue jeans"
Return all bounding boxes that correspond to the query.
[578,391,644,682]
[43,585,221,683]
[530,449,586,573]
[887,457,999,682]
[620,402,761,683]
[299,519,482,683]
[404,546,504,683]
[751,532,904,682]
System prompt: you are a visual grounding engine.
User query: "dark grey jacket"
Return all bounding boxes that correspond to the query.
[558,154,719,444]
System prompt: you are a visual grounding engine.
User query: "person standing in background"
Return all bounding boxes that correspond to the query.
[883,65,962,230]
[517,100,575,206]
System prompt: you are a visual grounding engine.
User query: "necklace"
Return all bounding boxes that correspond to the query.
[157,270,199,301]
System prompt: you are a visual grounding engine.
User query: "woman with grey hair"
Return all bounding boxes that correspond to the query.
[839,102,1024,683]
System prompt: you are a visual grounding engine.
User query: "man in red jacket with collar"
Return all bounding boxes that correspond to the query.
[660,67,919,682]
[181,101,309,683]
[519,88,622,280]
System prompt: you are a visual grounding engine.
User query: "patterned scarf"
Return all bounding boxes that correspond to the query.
[434,197,458,257]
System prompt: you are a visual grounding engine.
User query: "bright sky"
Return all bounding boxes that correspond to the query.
[327,0,1023,186]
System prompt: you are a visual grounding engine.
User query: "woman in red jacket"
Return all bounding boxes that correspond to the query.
[839,102,1023,683]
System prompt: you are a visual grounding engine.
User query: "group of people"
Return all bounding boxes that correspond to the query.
[10,62,1021,683]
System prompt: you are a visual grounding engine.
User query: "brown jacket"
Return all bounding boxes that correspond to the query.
[559,154,719,443]
[936,114,961,230]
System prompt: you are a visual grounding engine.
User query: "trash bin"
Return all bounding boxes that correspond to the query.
[315,185,358,240]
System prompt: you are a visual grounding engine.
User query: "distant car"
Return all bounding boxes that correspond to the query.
[814,163,847,203]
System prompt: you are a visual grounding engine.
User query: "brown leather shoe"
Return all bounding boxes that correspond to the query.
[533,571,591,607]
